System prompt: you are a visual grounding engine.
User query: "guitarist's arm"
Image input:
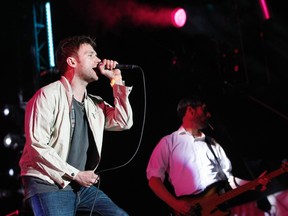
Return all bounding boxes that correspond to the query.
[148,176,192,216]
[228,173,269,191]
[228,176,250,189]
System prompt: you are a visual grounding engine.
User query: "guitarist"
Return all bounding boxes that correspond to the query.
[146,95,268,216]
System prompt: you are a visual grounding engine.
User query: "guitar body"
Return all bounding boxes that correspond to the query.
[175,195,231,216]
[171,162,288,216]
[172,181,232,216]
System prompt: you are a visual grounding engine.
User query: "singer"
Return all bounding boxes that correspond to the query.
[19,35,133,216]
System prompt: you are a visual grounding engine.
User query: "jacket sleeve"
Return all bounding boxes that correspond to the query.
[90,84,133,131]
[19,86,79,188]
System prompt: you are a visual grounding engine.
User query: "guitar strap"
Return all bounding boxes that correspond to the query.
[205,136,221,166]
[205,136,232,192]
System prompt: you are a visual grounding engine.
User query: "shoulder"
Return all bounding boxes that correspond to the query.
[158,130,184,147]
[205,135,213,143]
[205,136,228,155]
[87,94,104,104]
[38,80,63,95]
[27,80,64,108]
[205,136,219,146]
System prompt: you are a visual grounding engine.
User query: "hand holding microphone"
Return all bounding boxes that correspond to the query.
[97,59,138,85]
[98,59,138,71]
[97,59,122,82]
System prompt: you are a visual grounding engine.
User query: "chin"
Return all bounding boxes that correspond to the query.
[91,76,99,82]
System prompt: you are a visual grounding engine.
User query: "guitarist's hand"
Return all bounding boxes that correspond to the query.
[172,199,196,216]
[256,171,270,191]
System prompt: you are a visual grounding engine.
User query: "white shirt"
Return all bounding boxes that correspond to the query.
[146,126,233,197]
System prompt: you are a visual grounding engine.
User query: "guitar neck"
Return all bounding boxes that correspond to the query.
[214,167,286,206]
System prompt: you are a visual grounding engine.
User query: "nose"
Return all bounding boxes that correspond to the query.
[206,112,211,118]
[96,57,101,63]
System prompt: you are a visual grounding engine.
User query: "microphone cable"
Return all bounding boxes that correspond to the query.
[97,65,146,175]
[89,65,146,215]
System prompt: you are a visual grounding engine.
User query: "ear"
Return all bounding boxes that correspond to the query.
[187,106,195,116]
[67,57,77,67]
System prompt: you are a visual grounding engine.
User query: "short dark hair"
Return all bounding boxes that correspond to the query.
[55,35,96,75]
[177,95,206,119]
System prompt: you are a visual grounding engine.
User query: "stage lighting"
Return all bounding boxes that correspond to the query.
[3,133,25,150]
[45,1,55,67]
[258,0,271,20]
[1,105,12,117]
[1,104,25,131]
[171,7,186,28]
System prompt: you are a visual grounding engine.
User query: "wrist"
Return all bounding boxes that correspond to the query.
[233,177,240,187]
[110,77,124,86]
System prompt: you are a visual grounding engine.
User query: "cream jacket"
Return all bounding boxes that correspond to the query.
[19,76,133,188]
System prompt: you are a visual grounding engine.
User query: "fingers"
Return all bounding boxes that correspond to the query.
[260,185,267,191]
[257,171,270,191]
[259,170,268,178]
[93,175,100,184]
[97,59,121,81]
[99,59,119,70]
[76,171,100,187]
[85,176,99,187]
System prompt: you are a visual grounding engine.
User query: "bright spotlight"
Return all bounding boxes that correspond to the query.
[3,133,25,150]
[8,168,15,177]
[4,135,12,147]
[171,7,187,28]
[2,105,11,117]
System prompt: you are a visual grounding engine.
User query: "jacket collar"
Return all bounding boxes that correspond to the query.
[59,76,88,111]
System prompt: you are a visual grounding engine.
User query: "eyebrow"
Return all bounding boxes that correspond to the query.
[84,50,97,55]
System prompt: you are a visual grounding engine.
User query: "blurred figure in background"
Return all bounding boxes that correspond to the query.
[146,95,268,216]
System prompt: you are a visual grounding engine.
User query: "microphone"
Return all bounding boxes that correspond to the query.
[114,64,138,70]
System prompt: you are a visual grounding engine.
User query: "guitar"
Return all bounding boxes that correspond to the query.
[173,162,288,216]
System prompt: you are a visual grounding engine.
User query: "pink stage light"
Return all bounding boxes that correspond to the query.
[259,0,271,20]
[171,8,187,28]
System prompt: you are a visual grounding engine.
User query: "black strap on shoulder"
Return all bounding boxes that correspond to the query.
[205,136,230,188]
[205,136,221,166]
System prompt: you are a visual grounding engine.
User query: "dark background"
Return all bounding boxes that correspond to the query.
[1,0,288,215]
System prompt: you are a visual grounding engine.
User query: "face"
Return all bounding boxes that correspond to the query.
[74,43,101,82]
[193,104,211,129]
